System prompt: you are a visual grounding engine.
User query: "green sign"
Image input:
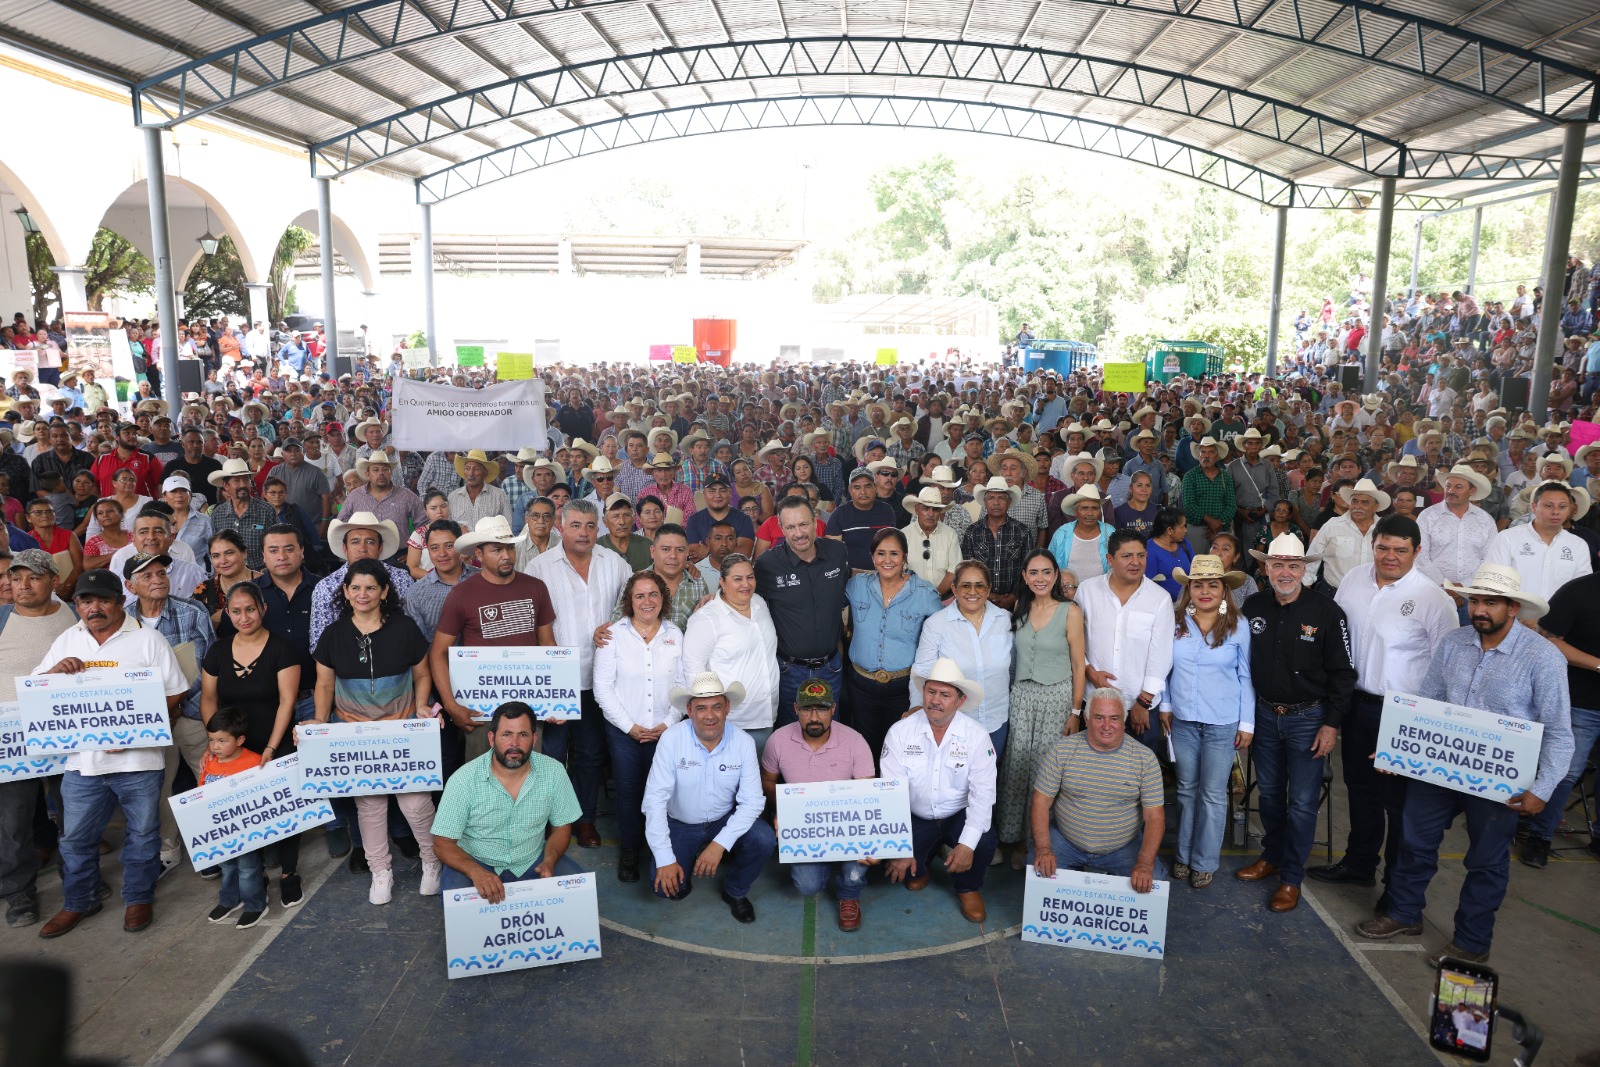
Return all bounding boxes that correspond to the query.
[455,345,485,367]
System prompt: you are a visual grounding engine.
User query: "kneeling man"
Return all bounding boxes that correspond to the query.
[881,658,998,923]
[644,671,777,923]
[431,701,584,903]
[1031,687,1167,893]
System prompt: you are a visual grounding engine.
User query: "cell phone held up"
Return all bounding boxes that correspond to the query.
[1430,956,1498,1062]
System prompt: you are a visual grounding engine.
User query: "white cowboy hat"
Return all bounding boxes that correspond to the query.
[1338,478,1392,512]
[1173,554,1247,589]
[1129,428,1158,445]
[991,449,1038,480]
[1064,451,1103,480]
[1248,531,1307,564]
[1060,483,1104,516]
[581,455,621,480]
[757,439,788,460]
[1183,415,1212,436]
[1536,451,1574,478]
[975,475,1022,505]
[353,416,384,436]
[1189,435,1231,462]
[327,511,401,560]
[852,436,889,465]
[1441,464,1492,502]
[912,657,985,707]
[668,670,748,713]
[206,457,254,486]
[866,458,900,476]
[919,464,961,489]
[1383,455,1429,483]
[1060,422,1089,438]
[648,427,680,451]
[354,451,396,478]
[453,449,502,483]
[902,486,952,513]
[1231,428,1267,446]
[1575,442,1600,467]
[1361,394,1383,410]
[1442,563,1549,621]
[454,515,521,552]
[1260,444,1284,459]
[504,447,543,464]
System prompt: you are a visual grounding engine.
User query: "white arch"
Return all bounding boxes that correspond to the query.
[290,208,377,293]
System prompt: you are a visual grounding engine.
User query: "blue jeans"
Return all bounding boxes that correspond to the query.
[541,690,605,823]
[1250,703,1328,886]
[909,811,997,894]
[1386,780,1519,955]
[440,851,584,892]
[1170,719,1236,874]
[777,653,843,731]
[789,859,868,901]
[217,851,266,911]
[649,812,776,900]
[1529,706,1600,842]
[1030,825,1169,882]
[603,722,658,851]
[60,769,162,910]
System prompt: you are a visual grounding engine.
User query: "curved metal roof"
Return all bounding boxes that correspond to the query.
[7,0,1600,205]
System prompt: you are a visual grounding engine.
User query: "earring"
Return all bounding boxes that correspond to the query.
[1219,599,1227,615]
[1185,603,1197,616]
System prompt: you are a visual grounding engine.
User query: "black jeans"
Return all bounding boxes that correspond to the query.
[1340,692,1409,883]
[843,668,910,773]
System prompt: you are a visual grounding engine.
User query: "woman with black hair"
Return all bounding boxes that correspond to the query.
[1144,507,1194,601]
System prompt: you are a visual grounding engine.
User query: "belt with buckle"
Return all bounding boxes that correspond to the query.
[1257,698,1322,716]
[779,653,832,670]
[852,662,912,684]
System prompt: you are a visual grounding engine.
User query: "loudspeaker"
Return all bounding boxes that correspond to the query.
[175,358,205,397]
[1499,376,1529,413]
[1339,365,1363,393]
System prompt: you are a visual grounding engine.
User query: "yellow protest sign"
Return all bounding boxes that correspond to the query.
[497,352,533,380]
[876,348,898,366]
[1101,361,1147,393]
[672,345,699,363]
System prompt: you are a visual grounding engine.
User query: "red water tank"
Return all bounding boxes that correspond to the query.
[693,318,736,366]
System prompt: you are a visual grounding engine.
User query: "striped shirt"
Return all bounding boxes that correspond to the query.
[1032,733,1163,854]
[432,752,582,874]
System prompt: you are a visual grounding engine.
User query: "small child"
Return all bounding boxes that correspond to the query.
[201,707,267,929]
[34,471,76,532]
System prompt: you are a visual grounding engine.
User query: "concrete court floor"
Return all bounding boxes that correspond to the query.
[2,774,1596,1067]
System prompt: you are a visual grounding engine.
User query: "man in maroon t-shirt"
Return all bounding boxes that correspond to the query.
[430,516,557,771]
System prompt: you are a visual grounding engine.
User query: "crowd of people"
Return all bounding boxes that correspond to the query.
[0,288,1594,973]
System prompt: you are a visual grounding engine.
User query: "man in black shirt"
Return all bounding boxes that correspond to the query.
[1237,531,1356,914]
[29,423,92,498]
[824,467,898,572]
[163,427,224,506]
[756,497,850,730]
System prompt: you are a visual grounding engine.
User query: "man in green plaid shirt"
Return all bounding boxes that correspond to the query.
[431,703,585,901]
[1181,436,1236,554]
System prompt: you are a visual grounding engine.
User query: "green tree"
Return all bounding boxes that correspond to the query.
[269,225,315,324]
[24,233,58,323]
[83,228,155,311]
[1185,187,1224,313]
[181,235,248,318]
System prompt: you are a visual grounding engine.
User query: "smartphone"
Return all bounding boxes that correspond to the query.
[1429,956,1498,1061]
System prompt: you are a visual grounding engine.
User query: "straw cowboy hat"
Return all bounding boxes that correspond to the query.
[1443,563,1549,621]
[455,515,522,553]
[912,657,985,707]
[902,486,952,513]
[1535,451,1574,478]
[453,449,502,483]
[567,437,601,462]
[757,439,789,461]
[1189,435,1231,462]
[582,455,621,480]
[1249,531,1307,564]
[206,457,254,486]
[327,511,401,560]
[1063,451,1104,480]
[890,416,916,436]
[920,464,961,488]
[135,397,169,417]
[866,458,900,478]
[679,430,710,450]
[648,427,680,451]
[1231,428,1267,449]
[668,670,747,713]
[1441,464,1492,501]
[978,475,1022,505]
[521,458,567,491]
[1173,554,1247,589]
[1338,478,1393,512]
[1383,455,1429,483]
[1520,478,1591,521]
[1184,415,1212,436]
[643,452,679,469]
[991,449,1038,480]
[1060,422,1089,439]
[1060,483,1104,516]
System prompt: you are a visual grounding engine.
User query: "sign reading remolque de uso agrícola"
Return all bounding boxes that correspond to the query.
[1022,869,1169,960]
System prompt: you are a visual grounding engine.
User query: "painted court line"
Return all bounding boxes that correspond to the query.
[597,914,1021,964]
[145,854,343,1066]
[1352,942,1427,952]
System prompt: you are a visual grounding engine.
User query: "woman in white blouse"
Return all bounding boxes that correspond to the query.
[593,571,686,885]
[911,558,1015,758]
[682,552,780,748]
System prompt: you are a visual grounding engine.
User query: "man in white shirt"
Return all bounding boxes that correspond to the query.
[34,570,188,939]
[1306,478,1384,591]
[1312,515,1456,899]
[1074,530,1174,752]
[881,658,998,923]
[1416,465,1498,623]
[244,322,271,363]
[900,487,959,595]
[1484,481,1593,604]
[109,508,207,602]
[643,671,774,923]
[526,498,631,848]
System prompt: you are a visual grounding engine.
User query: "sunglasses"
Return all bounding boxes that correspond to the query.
[922,537,931,561]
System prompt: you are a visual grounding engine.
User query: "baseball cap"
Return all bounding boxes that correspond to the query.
[8,548,58,576]
[161,474,192,493]
[796,678,835,708]
[122,553,172,580]
[73,570,124,600]
[848,466,874,483]
[704,474,731,489]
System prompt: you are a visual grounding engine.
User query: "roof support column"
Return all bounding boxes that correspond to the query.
[1364,176,1396,391]
[1465,206,1483,294]
[420,202,437,367]
[142,126,181,414]
[1531,122,1587,420]
[1265,205,1288,380]
[686,241,702,278]
[50,268,87,313]
[244,282,270,331]
[317,177,339,377]
[1409,219,1422,296]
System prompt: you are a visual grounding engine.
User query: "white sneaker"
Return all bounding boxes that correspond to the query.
[419,861,442,896]
[369,870,394,906]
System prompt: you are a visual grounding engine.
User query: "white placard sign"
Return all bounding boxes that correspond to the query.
[0,703,68,782]
[448,647,583,722]
[297,719,444,796]
[19,668,173,753]
[1375,690,1545,800]
[774,778,913,863]
[169,753,337,870]
[390,378,547,451]
[443,872,602,979]
[1022,868,1169,959]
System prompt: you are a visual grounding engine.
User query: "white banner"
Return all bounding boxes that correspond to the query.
[169,753,337,870]
[391,378,547,451]
[1021,868,1169,959]
[444,872,602,979]
[448,646,583,722]
[19,668,173,753]
[0,703,68,782]
[1375,690,1544,800]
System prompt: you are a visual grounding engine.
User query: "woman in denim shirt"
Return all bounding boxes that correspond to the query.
[844,528,943,765]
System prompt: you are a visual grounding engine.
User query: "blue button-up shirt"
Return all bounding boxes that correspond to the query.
[910,602,1014,732]
[845,572,944,672]
[143,594,215,719]
[642,720,763,870]
[1161,622,1255,733]
[1419,622,1573,801]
